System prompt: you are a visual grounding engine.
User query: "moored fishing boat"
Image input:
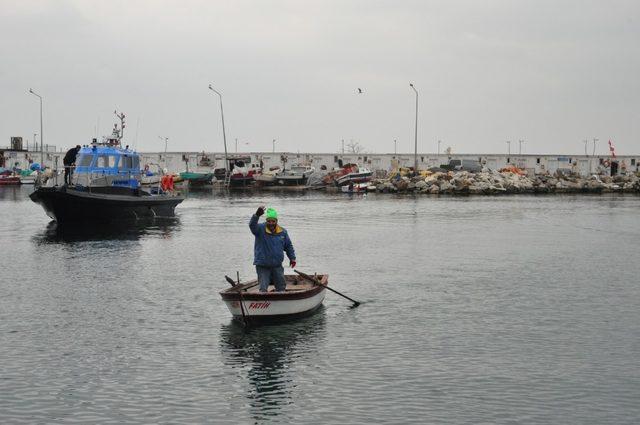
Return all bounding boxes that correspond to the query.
[335,165,373,186]
[272,164,315,186]
[220,274,328,323]
[341,182,372,193]
[0,175,21,185]
[255,165,315,188]
[213,155,261,187]
[179,171,214,186]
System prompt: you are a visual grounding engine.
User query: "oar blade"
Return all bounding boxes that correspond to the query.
[294,269,361,307]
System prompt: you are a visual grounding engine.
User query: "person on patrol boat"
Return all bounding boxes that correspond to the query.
[249,206,296,292]
[62,145,81,185]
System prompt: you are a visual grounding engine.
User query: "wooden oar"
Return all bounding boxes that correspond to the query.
[224,273,249,326]
[294,270,361,307]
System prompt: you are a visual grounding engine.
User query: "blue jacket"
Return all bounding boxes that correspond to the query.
[249,214,296,267]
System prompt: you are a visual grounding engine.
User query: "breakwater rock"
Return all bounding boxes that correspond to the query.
[368,171,640,195]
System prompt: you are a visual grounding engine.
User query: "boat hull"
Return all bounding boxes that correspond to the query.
[0,176,21,186]
[336,172,373,186]
[180,172,214,186]
[342,183,371,193]
[29,186,184,223]
[274,175,309,186]
[222,290,326,322]
[229,176,255,187]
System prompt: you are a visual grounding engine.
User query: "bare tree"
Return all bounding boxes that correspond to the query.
[346,140,365,153]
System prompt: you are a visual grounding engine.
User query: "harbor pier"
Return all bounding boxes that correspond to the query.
[2,148,639,178]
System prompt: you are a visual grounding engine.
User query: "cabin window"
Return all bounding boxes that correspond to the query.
[96,154,115,168]
[132,157,140,170]
[118,156,133,170]
[536,157,541,164]
[507,157,510,163]
[631,159,636,166]
[77,154,93,167]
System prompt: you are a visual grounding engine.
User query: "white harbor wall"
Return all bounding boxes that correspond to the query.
[2,149,639,177]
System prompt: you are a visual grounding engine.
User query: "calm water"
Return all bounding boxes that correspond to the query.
[1,186,639,424]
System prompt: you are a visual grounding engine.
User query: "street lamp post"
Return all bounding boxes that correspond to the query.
[208,84,229,174]
[272,139,276,153]
[518,139,524,155]
[33,133,37,153]
[583,139,588,156]
[592,138,598,156]
[158,136,168,167]
[394,139,397,154]
[438,140,441,156]
[409,83,418,175]
[28,89,43,167]
[158,136,168,155]
[506,140,511,155]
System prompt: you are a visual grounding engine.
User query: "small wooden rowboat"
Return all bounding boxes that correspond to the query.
[220,274,328,323]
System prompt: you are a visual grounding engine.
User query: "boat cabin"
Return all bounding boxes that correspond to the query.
[74,145,141,188]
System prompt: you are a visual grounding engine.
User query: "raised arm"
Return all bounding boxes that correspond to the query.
[249,206,264,235]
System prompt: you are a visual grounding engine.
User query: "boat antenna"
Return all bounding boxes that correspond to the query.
[113,110,126,146]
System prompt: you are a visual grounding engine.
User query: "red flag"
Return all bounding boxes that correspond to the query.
[608,140,616,158]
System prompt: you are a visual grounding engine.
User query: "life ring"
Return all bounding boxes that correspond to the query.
[603,159,611,168]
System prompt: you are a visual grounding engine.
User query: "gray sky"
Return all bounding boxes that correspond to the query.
[1,0,638,155]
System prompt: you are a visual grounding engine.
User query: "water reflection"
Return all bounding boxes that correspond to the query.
[32,218,181,243]
[219,310,327,422]
[0,186,24,201]
[180,186,214,198]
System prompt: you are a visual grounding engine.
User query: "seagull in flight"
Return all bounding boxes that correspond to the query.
[357,88,363,94]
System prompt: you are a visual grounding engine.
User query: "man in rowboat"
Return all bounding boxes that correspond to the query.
[249,206,297,292]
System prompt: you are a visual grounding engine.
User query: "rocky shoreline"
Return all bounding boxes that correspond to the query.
[362,171,640,195]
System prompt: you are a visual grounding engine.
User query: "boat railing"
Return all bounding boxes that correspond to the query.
[37,167,64,188]
[70,169,138,191]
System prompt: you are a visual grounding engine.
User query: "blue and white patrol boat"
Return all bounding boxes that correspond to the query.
[30,113,184,223]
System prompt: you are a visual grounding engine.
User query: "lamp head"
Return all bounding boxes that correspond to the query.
[409,83,414,87]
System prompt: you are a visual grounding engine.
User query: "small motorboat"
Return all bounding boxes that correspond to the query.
[19,170,38,185]
[272,165,315,186]
[179,171,214,186]
[335,165,373,186]
[213,156,261,187]
[341,182,371,193]
[0,168,21,185]
[253,166,280,185]
[220,274,329,324]
[0,175,21,186]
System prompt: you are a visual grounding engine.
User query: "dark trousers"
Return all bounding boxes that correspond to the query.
[64,166,72,185]
[256,265,286,292]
